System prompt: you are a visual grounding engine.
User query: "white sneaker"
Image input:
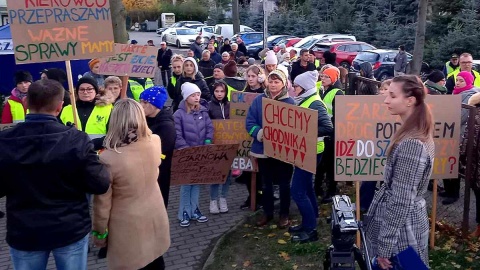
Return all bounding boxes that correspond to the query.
[209,200,220,214]
[219,198,228,213]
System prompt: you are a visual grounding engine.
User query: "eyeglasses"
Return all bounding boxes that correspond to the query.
[79,88,95,93]
[460,61,473,64]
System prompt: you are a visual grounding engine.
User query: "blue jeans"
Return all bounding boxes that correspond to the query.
[291,154,322,231]
[360,181,377,211]
[210,172,231,200]
[178,184,200,220]
[10,234,89,270]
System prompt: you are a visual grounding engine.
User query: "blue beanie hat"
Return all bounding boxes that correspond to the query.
[139,86,168,109]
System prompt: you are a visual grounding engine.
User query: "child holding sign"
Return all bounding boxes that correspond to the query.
[208,81,232,214]
[174,82,214,227]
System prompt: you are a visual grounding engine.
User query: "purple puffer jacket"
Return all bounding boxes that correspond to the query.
[173,99,214,149]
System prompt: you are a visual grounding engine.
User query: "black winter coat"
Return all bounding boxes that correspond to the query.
[0,114,110,251]
[157,48,173,70]
[208,95,230,120]
[174,73,211,111]
[291,61,316,82]
[238,43,248,56]
[146,107,176,206]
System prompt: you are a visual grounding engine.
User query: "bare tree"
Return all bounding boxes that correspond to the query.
[410,0,428,75]
[110,0,128,43]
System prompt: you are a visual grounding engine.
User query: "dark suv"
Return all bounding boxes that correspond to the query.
[352,49,431,81]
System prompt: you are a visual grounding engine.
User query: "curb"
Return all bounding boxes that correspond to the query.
[202,212,257,270]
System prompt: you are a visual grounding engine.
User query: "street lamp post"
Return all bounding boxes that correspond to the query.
[262,0,268,50]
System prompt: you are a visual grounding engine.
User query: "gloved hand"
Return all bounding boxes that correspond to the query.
[256,129,264,142]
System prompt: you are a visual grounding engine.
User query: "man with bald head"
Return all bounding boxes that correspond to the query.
[231,43,244,63]
[208,44,222,64]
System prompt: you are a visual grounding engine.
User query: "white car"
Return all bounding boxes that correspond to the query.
[162,27,198,48]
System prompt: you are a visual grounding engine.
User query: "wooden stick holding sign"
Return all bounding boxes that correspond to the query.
[430,179,438,248]
[121,76,129,99]
[356,182,361,247]
[65,60,79,129]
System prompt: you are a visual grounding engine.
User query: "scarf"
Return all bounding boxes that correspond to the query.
[118,128,138,147]
[293,88,317,105]
[11,88,28,101]
[453,85,474,95]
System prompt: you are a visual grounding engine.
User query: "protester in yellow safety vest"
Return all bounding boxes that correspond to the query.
[168,54,184,111]
[308,50,320,68]
[60,77,113,149]
[443,54,460,76]
[446,53,480,94]
[223,60,247,100]
[2,71,32,124]
[316,66,344,204]
[127,78,154,101]
[290,70,333,243]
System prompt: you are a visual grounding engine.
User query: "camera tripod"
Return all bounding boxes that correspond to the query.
[323,221,373,270]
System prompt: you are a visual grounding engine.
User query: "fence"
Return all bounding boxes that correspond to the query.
[349,74,479,236]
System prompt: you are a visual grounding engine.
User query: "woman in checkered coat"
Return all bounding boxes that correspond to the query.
[365,75,435,269]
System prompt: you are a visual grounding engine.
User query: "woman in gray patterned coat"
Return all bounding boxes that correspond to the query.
[365,75,435,269]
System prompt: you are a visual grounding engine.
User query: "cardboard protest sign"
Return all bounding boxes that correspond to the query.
[171,144,239,186]
[213,119,258,172]
[97,44,158,78]
[7,0,114,64]
[262,98,318,173]
[230,91,261,119]
[0,124,16,132]
[334,95,461,181]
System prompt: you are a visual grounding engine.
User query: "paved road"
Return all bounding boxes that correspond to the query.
[0,183,249,270]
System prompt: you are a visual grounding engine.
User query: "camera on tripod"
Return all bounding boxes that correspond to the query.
[324,195,371,270]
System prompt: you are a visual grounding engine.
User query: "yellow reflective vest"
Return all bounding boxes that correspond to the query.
[444,61,459,76]
[299,94,326,154]
[447,69,480,88]
[8,99,27,123]
[60,104,113,140]
[145,78,154,89]
[322,88,343,118]
[129,80,145,101]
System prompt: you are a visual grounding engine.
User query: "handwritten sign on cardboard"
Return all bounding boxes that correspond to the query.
[171,144,239,186]
[7,0,114,64]
[230,91,261,119]
[262,98,318,173]
[97,44,158,78]
[213,119,258,172]
[334,95,461,181]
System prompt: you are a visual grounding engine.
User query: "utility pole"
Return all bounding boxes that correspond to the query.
[263,0,267,49]
[410,0,427,75]
[232,0,240,35]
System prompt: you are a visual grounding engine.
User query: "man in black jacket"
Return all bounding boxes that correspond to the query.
[139,86,176,207]
[291,49,316,82]
[157,42,173,87]
[0,79,110,269]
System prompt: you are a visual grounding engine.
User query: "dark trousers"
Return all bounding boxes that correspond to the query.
[291,154,322,231]
[360,181,377,211]
[161,69,172,87]
[443,178,460,198]
[474,188,480,224]
[258,158,294,217]
[315,138,336,196]
[139,256,165,270]
[159,175,170,208]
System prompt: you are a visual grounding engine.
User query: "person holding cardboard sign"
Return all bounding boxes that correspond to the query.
[289,70,333,243]
[246,69,295,228]
[365,75,435,268]
[174,82,214,227]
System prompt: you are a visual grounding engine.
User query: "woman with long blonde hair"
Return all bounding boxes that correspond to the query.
[365,75,434,269]
[93,99,170,270]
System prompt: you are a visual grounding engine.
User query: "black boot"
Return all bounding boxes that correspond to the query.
[288,224,304,233]
[291,230,319,243]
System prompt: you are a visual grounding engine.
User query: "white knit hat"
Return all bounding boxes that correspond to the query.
[265,50,278,65]
[294,70,318,91]
[181,82,201,100]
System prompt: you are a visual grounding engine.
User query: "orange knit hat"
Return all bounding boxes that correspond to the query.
[322,66,340,83]
[88,58,100,70]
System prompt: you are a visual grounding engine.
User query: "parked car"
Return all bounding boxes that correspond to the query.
[162,27,198,48]
[352,49,431,81]
[289,34,356,54]
[171,21,204,28]
[214,24,255,40]
[184,23,205,29]
[473,60,480,72]
[231,31,265,46]
[246,35,297,59]
[196,26,216,43]
[311,41,377,69]
[274,38,302,52]
[156,27,167,36]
